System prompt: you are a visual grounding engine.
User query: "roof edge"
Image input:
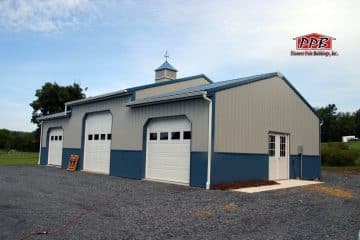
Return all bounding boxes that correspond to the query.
[279,75,321,120]
[66,90,130,107]
[66,74,212,107]
[126,91,206,108]
[210,72,320,120]
[207,72,280,94]
[37,111,72,121]
[129,74,213,92]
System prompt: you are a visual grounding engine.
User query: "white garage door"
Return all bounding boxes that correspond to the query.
[146,117,191,184]
[48,128,63,166]
[83,112,112,174]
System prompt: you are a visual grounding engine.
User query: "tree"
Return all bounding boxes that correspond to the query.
[334,112,356,140]
[0,129,10,149]
[317,104,338,142]
[30,82,85,127]
[355,108,360,137]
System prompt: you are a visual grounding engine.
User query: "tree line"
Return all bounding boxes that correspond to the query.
[317,104,360,142]
[0,129,38,152]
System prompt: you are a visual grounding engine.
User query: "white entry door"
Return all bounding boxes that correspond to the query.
[48,128,63,166]
[268,133,289,180]
[146,117,191,184]
[83,112,112,174]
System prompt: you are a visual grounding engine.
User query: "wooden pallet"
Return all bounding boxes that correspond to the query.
[67,154,80,172]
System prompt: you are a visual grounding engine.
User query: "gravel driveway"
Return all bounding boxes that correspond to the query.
[0,166,359,240]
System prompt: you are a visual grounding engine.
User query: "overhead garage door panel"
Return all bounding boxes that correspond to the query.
[83,112,112,174]
[146,117,191,184]
[48,128,63,166]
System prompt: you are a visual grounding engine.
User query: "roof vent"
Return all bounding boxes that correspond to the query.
[154,53,177,82]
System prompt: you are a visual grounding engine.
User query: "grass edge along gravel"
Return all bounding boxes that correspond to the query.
[0,151,38,166]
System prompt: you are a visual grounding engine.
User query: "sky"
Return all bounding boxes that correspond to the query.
[0,0,359,131]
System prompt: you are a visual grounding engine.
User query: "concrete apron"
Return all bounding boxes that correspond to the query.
[233,179,323,193]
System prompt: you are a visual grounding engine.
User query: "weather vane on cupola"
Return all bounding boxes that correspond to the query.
[154,51,177,82]
[164,51,169,61]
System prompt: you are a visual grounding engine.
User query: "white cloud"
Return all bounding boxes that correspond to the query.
[0,0,98,32]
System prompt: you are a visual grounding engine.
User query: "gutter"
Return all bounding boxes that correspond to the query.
[202,92,212,190]
[66,89,129,107]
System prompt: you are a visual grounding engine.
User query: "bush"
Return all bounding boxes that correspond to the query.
[322,142,359,166]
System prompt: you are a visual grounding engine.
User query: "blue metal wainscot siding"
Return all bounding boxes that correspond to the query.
[62,148,82,170]
[110,150,144,179]
[211,152,268,186]
[109,150,208,187]
[190,152,208,188]
[40,147,48,165]
[290,155,321,180]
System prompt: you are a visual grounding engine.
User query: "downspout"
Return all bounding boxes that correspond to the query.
[202,92,212,190]
[319,120,323,179]
[38,121,43,165]
[300,152,303,179]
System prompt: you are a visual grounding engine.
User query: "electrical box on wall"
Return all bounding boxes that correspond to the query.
[297,145,303,154]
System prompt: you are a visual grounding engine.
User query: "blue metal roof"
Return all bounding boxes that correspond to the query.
[37,111,72,121]
[141,72,280,99]
[127,74,212,91]
[40,71,320,121]
[127,72,320,119]
[40,73,212,120]
[155,61,178,72]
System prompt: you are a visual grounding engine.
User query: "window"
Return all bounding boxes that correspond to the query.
[101,134,106,140]
[55,136,58,141]
[107,134,112,140]
[268,135,275,156]
[160,132,168,140]
[171,132,180,140]
[149,132,157,140]
[280,136,286,157]
[51,136,54,141]
[94,134,99,140]
[59,136,62,141]
[183,131,191,140]
[88,134,93,141]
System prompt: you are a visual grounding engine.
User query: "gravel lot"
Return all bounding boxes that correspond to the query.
[0,166,359,240]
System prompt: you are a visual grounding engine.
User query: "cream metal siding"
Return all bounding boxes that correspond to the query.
[214,76,319,155]
[135,77,209,100]
[155,69,176,81]
[42,97,209,152]
[120,99,209,151]
[42,119,69,147]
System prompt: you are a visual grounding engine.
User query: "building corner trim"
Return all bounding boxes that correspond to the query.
[38,121,43,165]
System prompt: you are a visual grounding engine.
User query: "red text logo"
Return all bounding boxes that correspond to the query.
[293,33,335,50]
[291,33,338,57]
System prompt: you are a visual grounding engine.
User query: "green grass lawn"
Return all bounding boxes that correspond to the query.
[345,141,360,165]
[347,141,360,151]
[321,166,360,174]
[0,151,38,166]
